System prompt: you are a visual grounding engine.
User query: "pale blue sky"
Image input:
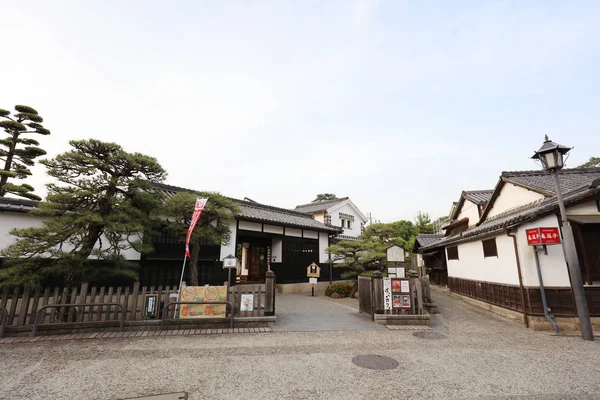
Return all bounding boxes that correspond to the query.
[2,1,599,222]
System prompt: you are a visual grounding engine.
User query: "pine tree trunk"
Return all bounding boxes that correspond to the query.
[0,133,17,196]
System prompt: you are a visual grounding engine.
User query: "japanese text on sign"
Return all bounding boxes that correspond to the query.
[383,278,392,310]
[526,227,561,246]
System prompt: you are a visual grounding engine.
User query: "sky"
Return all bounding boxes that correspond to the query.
[2,1,600,222]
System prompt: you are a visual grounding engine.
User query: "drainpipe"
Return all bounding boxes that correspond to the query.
[533,245,560,334]
[506,228,529,328]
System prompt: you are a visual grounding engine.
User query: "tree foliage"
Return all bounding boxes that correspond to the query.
[578,157,600,168]
[414,211,434,234]
[0,105,51,200]
[312,193,338,202]
[162,191,238,286]
[0,139,166,288]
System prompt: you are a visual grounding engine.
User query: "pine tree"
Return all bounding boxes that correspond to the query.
[0,105,51,200]
[163,191,238,286]
[0,139,166,288]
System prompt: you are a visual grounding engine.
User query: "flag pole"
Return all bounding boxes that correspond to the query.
[175,255,187,318]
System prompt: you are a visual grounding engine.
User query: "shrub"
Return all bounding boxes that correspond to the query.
[325,282,353,298]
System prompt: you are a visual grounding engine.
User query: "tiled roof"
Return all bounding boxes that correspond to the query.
[0,197,39,212]
[414,234,444,249]
[154,183,342,233]
[422,181,600,251]
[503,167,600,195]
[463,190,493,205]
[294,197,349,214]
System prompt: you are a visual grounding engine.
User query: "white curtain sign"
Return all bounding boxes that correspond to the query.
[383,277,392,310]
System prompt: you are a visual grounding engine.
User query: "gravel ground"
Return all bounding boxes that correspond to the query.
[1,289,599,400]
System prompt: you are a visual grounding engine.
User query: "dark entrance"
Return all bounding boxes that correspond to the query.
[573,222,600,284]
[237,236,271,283]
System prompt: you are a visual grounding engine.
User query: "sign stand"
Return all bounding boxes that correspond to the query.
[307,262,321,297]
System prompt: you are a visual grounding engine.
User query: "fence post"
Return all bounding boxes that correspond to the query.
[264,270,275,316]
[372,271,384,315]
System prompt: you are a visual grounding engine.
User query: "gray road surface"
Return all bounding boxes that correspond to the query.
[273,293,386,331]
[0,289,599,400]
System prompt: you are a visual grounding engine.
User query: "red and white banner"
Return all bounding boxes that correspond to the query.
[185,198,208,258]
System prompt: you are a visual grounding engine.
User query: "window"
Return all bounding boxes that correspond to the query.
[482,238,498,258]
[326,215,331,224]
[447,246,459,260]
[347,221,352,229]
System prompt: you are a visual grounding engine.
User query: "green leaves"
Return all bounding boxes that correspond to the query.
[1,138,167,287]
[0,104,50,200]
[0,120,27,132]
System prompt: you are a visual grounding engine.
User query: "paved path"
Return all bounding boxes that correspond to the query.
[1,288,599,400]
[273,293,385,332]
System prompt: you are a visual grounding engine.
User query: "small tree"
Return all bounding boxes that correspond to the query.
[162,191,238,286]
[313,193,337,202]
[414,211,434,234]
[578,157,600,168]
[0,139,166,288]
[0,105,51,200]
[326,240,369,279]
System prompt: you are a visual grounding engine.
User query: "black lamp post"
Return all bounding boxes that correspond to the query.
[531,136,594,341]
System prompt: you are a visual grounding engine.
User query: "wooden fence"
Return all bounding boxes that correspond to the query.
[0,282,270,330]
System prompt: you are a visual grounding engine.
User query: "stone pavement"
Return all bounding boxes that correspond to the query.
[0,327,272,344]
[1,289,599,400]
[273,293,386,332]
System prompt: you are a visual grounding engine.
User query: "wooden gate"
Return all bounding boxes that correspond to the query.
[358,276,373,320]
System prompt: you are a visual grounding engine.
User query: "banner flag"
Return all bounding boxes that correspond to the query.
[185,198,208,258]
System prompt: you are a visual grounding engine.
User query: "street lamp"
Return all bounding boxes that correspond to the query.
[531,136,594,341]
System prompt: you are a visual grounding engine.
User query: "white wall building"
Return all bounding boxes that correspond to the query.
[294,197,368,241]
[419,167,600,331]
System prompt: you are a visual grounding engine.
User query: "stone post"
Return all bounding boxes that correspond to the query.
[372,271,384,315]
[264,270,275,316]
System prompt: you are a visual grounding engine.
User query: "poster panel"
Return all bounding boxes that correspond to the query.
[240,294,254,312]
[401,295,411,308]
[179,286,227,318]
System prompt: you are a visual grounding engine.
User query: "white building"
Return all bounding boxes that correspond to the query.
[294,197,368,241]
[418,167,600,331]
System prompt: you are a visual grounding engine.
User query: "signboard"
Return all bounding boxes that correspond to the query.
[144,294,159,318]
[223,255,237,269]
[179,286,227,318]
[386,245,405,262]
[307,262,321,278]
[401,295,411,308]
[309,277,318,284]
[526,227,561,246]
[383,277,392,310]
[240,294,254,312]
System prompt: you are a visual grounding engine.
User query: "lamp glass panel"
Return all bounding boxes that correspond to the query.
[544,152,556,169]
[555,152,564,168]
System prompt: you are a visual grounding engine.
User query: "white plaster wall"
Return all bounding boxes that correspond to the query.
[271,238,282,263]
[319,232,329,263]
[487,183,545,219]
[457,199,481,227]
[263,224,284,234]
[238,221,262,232]
[220,219,237,260]
[567,200,599,215]
[314,213,325,223]
[446,234,520,285]
[303,230,318,239]
[285,227,302,237]
[331,203,364,237]
[517,214,570,287]
[1,211,142,260]
[0,212,45,251]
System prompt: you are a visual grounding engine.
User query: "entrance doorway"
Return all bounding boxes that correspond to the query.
[237,236,271,283]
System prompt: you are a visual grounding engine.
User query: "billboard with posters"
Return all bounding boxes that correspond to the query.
[179,286,227,318]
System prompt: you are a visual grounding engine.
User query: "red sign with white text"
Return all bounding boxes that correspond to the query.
[526,227,561,246]
[539,227,561,245]
[526,228,541,245]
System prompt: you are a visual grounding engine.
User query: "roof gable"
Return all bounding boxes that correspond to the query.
[294,197,349,214]
[326,198,368,222]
